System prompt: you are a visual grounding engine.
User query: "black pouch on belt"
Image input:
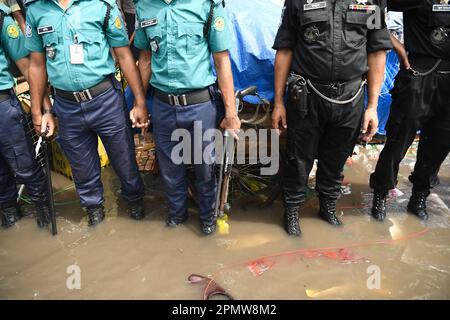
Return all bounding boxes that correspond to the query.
[287,74,308,118]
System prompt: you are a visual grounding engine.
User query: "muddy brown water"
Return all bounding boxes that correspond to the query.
[1,144,450,300]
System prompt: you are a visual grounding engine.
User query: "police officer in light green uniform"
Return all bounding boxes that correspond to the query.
[25,0,150,226]
[134,0,241,235]
[0,3,52,228]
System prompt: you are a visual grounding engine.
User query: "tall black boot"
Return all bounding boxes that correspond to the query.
[1,201,22,228]
[34,202,50,228]
[318,197,342,226]
[407,190,430,221]
[128,199,145,220]
[87,205,105,226]
[371,190,388,221]
[284,206,301,236]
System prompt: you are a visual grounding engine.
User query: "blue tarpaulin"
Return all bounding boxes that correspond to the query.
[126,0,399,134]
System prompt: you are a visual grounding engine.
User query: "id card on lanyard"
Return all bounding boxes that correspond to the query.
[70,34,84,64]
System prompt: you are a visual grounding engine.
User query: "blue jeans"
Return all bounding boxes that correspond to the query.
[152,97,218,224]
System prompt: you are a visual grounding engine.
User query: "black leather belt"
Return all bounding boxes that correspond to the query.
[308,77,363,98]
[54,77,113,103]
[0,89,11,103]
[409,54,450,72]
[154,87,212,106]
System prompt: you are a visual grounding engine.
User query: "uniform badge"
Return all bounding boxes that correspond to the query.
[7,25,19,39]
[37,25,54,35]
[140,18,158,28]
[433,0,450,11]
[304,25,320,43]
[356,0,367,4]
[114,17,123,29]
[430,27,448,45]
[213,17,225,32]
[150,39,159,53]
[26,23,32,38]
[304,0,327,11]
[46,46,56,60]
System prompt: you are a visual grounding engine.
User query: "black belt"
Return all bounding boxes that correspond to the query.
[154,87,212,106]
[409,54,450,72]
[54,77,113,103]
[308,77,363,98]
[0,89,11,103]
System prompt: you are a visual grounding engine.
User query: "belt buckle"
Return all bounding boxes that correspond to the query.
[328,83,343,97]
[168,94,188,106]
[73,89,93,103]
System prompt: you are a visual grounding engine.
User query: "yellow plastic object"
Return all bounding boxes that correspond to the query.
[217,214,230,235]
[51,137,109,180]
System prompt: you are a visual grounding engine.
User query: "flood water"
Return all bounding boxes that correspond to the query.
[1,143,450,300]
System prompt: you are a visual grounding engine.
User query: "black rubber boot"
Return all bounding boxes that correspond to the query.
[128,199,145,220]
[318,197,342,226]
[284,206,301,236]
[166,215,188,228]
[1,201,22,228]
[35,203,50,228]
[371,190,388,221]
[87,205,105,226]
[407,190,430,221]
[201,221,216,236]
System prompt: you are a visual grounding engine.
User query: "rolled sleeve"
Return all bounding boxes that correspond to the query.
[273,0,297,50]
[133,25,150,50]
[105,2,130,47]
[208,3,231,53]
[367,27,393,52]
[2,15,29,61]
[367,1,393,53]
[24,10,43,53]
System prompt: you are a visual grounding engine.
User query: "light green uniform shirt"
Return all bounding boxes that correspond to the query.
[134,0,231,94]
[0,4,28,90]
[25,0,129,92]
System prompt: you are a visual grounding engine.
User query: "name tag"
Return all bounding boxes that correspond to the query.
[140,18,158,28]
[70,44,84,65]
[433,4,450,12]
[304,1,327,11]
[349,4,378,12]
[37,25,54,35]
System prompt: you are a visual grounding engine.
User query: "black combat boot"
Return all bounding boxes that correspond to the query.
[128,199,145,220]
[371,190,388,221]
[407,190,430,221]
[87,205,105,226]
[284,206,301,236]
[35,203,50,228]
[201,221,216,236]
[1,201,22,228]
[318,197,342,226]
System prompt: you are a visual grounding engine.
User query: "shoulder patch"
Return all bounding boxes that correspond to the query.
[25,22,32,37]
[7,24,19,39]
[114,16,123,29]
[213,16,225,32]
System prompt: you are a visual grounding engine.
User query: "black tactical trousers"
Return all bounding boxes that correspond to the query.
[370,63,450,193]
[283,80,365,207]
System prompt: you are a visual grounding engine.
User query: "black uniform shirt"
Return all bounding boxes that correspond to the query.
[273,0,393,82]
[389,0,450,60]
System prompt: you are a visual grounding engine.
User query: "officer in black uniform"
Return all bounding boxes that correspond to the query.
[370,0,450,221]
[273,0,392,236]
